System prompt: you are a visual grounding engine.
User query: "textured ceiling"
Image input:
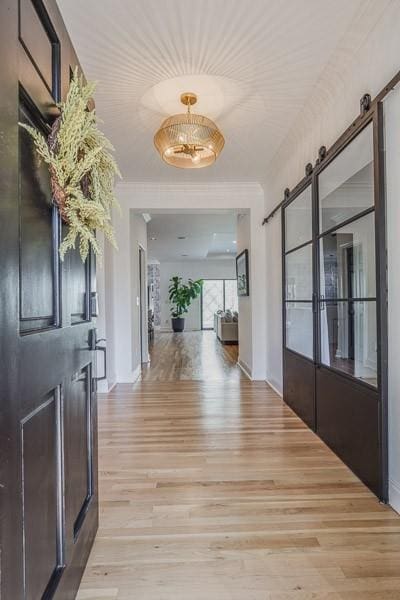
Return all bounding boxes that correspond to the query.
[145,212,237,262]
[57,0,363,183]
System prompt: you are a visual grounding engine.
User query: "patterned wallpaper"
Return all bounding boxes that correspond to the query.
[147,263,161,327]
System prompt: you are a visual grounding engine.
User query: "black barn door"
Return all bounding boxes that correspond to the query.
[282,183,316,429]
[0,1,98,598]
[282,106,387,501]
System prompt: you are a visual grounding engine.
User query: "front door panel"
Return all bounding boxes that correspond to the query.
[22,390,62,600]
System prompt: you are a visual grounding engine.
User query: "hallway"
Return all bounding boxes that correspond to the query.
[141,331,243,382]
[77,376,400,599]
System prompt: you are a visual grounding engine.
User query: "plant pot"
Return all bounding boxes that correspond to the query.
[171,317,185,332]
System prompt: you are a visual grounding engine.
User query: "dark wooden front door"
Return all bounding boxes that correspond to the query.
[0,1,98,598]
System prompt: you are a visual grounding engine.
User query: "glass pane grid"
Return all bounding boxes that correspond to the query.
[282,121,379,389]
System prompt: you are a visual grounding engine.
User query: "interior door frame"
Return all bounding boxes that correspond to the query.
[138,244,148,363]
[281,95,388,500]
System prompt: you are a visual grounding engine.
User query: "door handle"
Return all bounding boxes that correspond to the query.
[312,293,317,313]
[95,338,107,381]
[89,329,107,381]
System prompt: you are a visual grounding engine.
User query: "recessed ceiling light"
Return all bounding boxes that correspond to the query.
[150,236,157,241]
[233,240,237,244]
[226,249,230,252]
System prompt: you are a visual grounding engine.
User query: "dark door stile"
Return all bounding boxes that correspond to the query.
[281,105,388,501]
[1,1,98,598]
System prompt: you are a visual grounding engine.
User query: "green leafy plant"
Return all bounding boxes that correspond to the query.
[19,67,121,262]
[168,276,203,318]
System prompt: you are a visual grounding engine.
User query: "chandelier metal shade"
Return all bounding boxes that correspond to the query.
[154,92,225,169]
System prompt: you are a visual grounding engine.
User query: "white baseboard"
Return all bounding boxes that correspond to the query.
[237,358,252,380]
[116,364,141,384]
[132,364,141,383]
[160,327,200,332]
[389,478,400,515]
[97,378,116,394]
[266,378,283,397]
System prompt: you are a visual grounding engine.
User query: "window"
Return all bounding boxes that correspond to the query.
[201,279,238,329]
[224,279,239,313]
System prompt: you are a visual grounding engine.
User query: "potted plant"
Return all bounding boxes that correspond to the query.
[168,276,203,332]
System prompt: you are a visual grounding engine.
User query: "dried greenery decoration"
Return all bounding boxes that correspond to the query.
[19,67,121,261]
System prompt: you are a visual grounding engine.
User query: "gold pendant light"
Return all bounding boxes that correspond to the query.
[154,92,225,169]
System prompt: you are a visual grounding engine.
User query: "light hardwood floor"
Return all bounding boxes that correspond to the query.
[77,335,400,599]
[141,331,242,381]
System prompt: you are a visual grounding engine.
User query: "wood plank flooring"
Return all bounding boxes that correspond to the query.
[141,331,242,381]
[77,376,400,599]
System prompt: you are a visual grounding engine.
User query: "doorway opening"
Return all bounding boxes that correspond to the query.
[136,210,248,381]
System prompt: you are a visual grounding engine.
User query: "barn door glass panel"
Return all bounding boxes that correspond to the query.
[318,123,374,233]
[317,123,377,387]
[285,302,314,359]
[285,244,313,301]
[320,301,377,387]
[284,185,314,360]
[319,211,376,300]
[285,186,312,251]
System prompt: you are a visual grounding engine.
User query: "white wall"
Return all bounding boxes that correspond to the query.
[236,214,252,376]
[159,259,236,331]
[264,0,400,394]
[110,211,148,382]
[262,1,400,510]
[112,182,266,380]
[384,83,400,514]
[265,211,283,393]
